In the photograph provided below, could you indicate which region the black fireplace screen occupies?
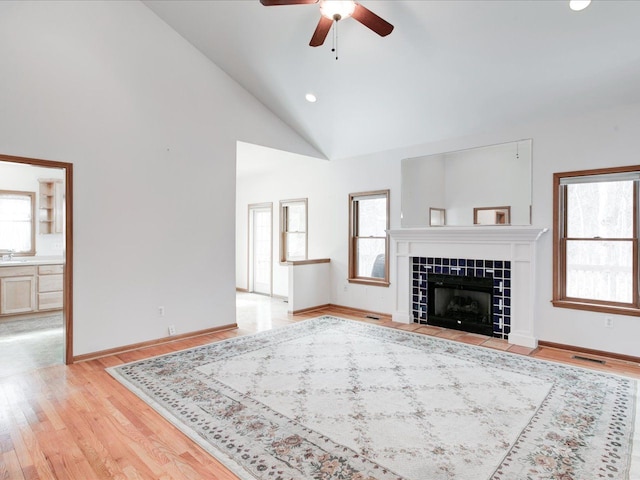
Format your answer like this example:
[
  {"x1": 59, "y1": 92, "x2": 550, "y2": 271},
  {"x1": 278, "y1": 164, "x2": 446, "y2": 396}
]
[{"x1": 427, "y1": 273, "x2": 493, "y2": 336}]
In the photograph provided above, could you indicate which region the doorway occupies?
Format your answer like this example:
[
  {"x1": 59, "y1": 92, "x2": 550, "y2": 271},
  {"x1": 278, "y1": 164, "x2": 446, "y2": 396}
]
[
  {"x1": 248, "y1": 203, "x2": 272, "y2": 295},
  {"x1": 0, "y1": 154, "x2": 73, "y2": 367}
]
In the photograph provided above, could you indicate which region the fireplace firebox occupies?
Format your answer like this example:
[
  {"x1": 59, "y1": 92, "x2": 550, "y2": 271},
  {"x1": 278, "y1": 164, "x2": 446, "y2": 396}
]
[{"x1": 427, "y1": 274, "x2": 493, "y2": 336}]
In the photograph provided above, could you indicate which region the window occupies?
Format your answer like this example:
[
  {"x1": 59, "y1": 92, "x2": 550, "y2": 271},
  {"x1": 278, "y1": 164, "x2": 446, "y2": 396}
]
[
  {"x1": 349, "y1": 190, "x2": 389, "y2": 286},
  {"x1": 0, "y1": 190, "x2": 36, "y2": 256},
  {"x1": 280, "y1": 198, "x2": 307, "y2": 262},
  {"x1": 553, "y1": 166, "x2": 640, "y2": 315}
]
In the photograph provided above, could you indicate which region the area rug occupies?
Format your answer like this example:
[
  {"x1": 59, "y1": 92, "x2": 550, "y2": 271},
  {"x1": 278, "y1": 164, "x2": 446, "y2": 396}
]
[{"x1": 108, "y1": 316, "x2": 639, "y2": 480}]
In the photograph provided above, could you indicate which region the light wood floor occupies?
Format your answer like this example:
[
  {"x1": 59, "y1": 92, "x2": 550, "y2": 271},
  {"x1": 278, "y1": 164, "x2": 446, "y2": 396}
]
[{"x1": 1, "y1": 293, "x2": 639, "y2": 480}]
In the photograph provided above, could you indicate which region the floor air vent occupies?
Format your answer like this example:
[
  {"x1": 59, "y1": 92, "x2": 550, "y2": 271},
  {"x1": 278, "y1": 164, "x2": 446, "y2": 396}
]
[
  {"x1": 572, "y1": 355, "x2": 606, "y2": 365},
  {"x1": 365, "y1": 315, "x2": 380, "y2": 320}
]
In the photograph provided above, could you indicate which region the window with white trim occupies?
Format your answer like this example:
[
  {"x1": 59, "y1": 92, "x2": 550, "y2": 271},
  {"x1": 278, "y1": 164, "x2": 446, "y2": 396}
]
[
  {"x1": 348, "y1": 190, "x2": 389, "y2": 286},
  {"x1": 553, "y1": 166, "x2": 640, "y2": 315},
  {"x1": 280, "y1": 198, "x2": 307, "y2": 262}
]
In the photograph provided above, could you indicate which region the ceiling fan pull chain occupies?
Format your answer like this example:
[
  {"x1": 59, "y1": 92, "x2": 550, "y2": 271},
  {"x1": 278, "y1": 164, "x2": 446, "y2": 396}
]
[{"x1": 331, "y1": 20, "x2": 338, "y2": 60}]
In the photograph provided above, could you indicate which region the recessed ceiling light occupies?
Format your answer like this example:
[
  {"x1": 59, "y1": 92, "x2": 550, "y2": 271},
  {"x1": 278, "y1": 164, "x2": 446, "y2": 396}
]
[
  {"x1": 569, "y1": 0, "x2": 591, "y2": 11},
  {"x1": 305, "y1": 93, "x2": 317, "y2": 103}
]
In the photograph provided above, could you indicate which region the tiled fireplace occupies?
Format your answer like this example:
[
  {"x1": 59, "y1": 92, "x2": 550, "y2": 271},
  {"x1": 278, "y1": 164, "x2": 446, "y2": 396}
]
[
  {"x1": 389, "y1": 227, "x2": 547, "y2": 348},
  {"x1": 411, "y1": 256, "x2": 512, "y2": 338}
]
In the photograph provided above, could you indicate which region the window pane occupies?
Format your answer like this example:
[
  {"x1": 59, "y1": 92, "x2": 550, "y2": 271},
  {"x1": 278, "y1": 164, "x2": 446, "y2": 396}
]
[
  {"x1": 357, "y1": 197, "x2": 386, "y2": 237},
  {"x1": 566, "y1": 181, "x2": 633, "y2": 238},
  {"x1": 357, "y1": 238, "x2": 385, "y2": 278},
  {"x1": 286, "y1": 232, "x2": 306, "y2": 260},
  {"x1": 0, "y1": 196, "x2": 32, "y2": 221},
  {"x1": 0, "y1": 193, "x2": 33, "y2": 253},
  {"x1": 566, "y1": 240, "x2": 633, "y2": 303},
  {"x1": 286, "y1": 204, "x2": 306, "y2": 232},
  {"x1": 0, "y1": 221, "x2": 31, "y2": 252}
]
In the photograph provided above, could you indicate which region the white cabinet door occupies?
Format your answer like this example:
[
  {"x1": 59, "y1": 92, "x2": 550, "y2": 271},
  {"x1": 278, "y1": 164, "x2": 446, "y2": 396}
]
[{"x1": 0, "y1": 275, "x2": 36, "y2": 314}]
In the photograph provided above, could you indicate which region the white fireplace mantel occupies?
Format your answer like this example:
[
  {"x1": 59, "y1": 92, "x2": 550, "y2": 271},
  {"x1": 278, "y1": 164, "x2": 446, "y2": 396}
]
[
  {"x1": 388, "y1": 226, "x2": 548, "y2": 244},
  {"x1": 389, "y1": 226, "x2": 548, "y2": 348}
]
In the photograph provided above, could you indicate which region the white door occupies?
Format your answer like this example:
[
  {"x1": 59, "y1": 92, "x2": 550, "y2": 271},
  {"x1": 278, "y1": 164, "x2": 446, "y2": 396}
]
[{"x1": 249, "y1": 205, "x2": 272, "y2": 295}]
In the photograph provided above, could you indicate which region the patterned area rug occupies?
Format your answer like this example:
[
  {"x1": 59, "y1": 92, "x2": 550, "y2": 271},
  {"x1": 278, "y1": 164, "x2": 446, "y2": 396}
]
[{"x1": 108, "y1": 316, "x2": 638, "y2": 480}]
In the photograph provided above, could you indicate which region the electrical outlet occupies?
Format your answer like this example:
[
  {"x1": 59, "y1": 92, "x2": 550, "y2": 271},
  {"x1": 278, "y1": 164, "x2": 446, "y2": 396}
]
[
  {"x1": 168, "y1": 325, "x2": 176, "y2": 336},
  {"x1": 343, "y1": 284, "x2": 348, "y2": 292},
  {"x1": 158, "y1": 306, "x2": 165, "y2": 317},
  {"x1": 604, "y1": 317, "x2": 614, "y2": 328}
]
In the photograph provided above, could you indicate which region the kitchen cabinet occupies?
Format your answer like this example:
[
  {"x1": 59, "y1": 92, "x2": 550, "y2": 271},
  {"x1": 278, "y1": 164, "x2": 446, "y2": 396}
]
[
  {"x1": 0, "y1": 262, "x2": 64, "y2": 316},
  {"x1": 37, "y1": 264, "x2": 64, "y2": 311},
  {"x1": 0, "y1": 266, "x2": 37, "y2": 315}
]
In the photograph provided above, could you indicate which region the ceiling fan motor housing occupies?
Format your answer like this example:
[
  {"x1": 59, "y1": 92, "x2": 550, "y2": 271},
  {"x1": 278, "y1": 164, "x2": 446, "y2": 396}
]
[{"x1": 260, "y1": 0, "x2": 394, "y2": 47}]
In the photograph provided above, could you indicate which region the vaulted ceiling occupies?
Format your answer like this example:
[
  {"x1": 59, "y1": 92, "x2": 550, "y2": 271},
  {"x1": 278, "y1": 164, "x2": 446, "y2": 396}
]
[{"x1": 144, "y1": 0, "x2": 640, "y2": 160}]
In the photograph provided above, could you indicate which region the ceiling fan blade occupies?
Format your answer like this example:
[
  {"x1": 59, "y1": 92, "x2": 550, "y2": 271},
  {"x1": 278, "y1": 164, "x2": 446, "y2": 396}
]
[
  {"x1": 260, "y1": 0, "x2": 318, "y2": 5},
  {"x1": 309, "y1": 16, "x2": 333, "y2": 47},
  {"x1": 351, "y1": 3, "x2": 394, "y2": 37}
]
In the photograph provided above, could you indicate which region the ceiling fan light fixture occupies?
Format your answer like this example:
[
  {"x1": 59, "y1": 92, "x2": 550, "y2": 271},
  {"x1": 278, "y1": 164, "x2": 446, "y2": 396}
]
[
  {"x1": 569, "y1": 0, "x2": 591, "y2": 11},
  {"x1": 320, "y1": 0, "x2": 356, "y2": 21}
]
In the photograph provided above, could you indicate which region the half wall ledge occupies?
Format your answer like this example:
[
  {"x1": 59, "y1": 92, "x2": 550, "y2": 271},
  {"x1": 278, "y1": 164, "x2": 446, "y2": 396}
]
[{"x1": 287, "y1": 258, "x2": 331, "y2": 314}]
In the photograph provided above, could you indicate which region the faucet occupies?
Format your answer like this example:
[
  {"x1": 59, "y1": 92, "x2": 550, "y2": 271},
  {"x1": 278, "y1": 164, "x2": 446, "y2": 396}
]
[{"x1": 1, "y1": 249, "x2": 15, "y2": 261}]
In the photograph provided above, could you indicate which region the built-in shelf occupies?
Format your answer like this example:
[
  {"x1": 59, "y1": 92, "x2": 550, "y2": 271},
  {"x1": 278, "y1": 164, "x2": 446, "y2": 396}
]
[{"x1": 38, "y1": 179, "x2": 63, "y2": 235}]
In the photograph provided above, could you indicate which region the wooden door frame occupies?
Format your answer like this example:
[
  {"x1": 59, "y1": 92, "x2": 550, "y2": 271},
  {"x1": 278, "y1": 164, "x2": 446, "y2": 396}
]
[{"x1": 0, "y1": 153, "x2": 73, "y2": 364}]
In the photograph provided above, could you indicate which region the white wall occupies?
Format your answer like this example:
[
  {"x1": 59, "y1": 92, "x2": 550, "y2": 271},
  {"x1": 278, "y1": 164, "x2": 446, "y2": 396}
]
[
  {"x1": 0, "y1": 1, "x2": 322, "y2": 356},
  {"x1": 529, "y1": 103, "x2": 640, "y2": 358},
  {"x1": 237, "y1": 147, "x2": 401, "y2": 315},
  {"x1": 236, "y1": 145, "x2": 332, "y2": 298},
  {"x1": 0, "y1": 162, "x2": 65, "y2": 256},
  {"x1": 4, "y1": 2, "x2": 634, "y2": 358},
  {"x1": 237, "y1": 100, "x2": 640, "y2": 357}
]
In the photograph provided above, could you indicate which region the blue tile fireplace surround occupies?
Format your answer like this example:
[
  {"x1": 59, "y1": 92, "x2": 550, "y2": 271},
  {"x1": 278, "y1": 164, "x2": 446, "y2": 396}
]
[{"x1": 411, "y1": 256, "x2": 512, "y2": 339}]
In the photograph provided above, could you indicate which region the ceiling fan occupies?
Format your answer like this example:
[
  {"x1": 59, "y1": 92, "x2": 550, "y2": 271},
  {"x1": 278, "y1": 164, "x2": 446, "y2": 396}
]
[{"x1": 260, "y1": 0, "x2": 394, "y2": 48}]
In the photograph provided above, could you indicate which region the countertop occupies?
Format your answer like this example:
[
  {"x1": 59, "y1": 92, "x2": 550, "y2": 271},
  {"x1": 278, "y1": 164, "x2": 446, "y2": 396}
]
[{"x1": 0, "y1": 256, "x2": 64, "y2": 267}]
